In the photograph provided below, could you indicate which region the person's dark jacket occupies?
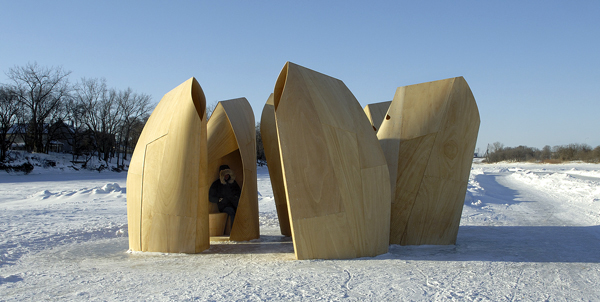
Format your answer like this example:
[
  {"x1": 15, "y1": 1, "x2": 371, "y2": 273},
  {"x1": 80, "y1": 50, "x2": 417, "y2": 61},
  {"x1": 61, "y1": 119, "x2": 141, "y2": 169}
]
[{"x1": 209, "y1": 165, "x2": 241, "y2": 212}]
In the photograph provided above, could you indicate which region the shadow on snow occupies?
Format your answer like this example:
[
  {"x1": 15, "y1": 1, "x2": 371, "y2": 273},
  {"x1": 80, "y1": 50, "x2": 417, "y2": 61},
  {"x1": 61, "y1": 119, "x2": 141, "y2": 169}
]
[
  {"x1": 466, "y1": 172, "x2": 533, "y2": 207},
  {"x1": 384, "y1": 225, "x2": 600, "y2": 263}
]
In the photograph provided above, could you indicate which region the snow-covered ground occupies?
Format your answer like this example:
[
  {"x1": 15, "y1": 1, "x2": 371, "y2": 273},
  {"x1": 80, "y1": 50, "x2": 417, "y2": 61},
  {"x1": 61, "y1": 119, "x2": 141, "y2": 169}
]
[{"x1": 1, "y1": 160, "x2": 600, "y2": 301}]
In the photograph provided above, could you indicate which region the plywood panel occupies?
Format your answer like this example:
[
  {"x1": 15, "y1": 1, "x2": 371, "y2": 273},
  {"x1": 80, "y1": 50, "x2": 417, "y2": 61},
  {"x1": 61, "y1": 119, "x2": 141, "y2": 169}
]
[
  {"x1": 206, "y1": 98, "x2": 259, "y2": 242},
  {"x1": 364, "y1": 101, "x2": 391, "y2": 133},
  {"x1": 196, "y1": 112, "x2": 209, "y2": 252},
  {"x1": 379, "y1": 77, "x2": 480, "y2": 246},
  {"x1": 401, "y1": 178, "x2": 468, "y2": 245},
  {"x1": 388, "y1": 133, "x2": 436, "y2": 242},
  {"x1": 292, "y1": 213, "x2": 356, "y2": 260},
  {"x1": 360, "y1": 165, "x2": 392, "y2": 256},
  {"x1": 206, "y1": 105, "x2": 238, "y2": 159},
  {"x1": 274, "y1": 62, "x2": 391, "y2": 260},
  {"x1": 126, "y1": 77, "x2": 209, "y2": 253},
  {"x1": 140, "y1": 135, "x2": 167, "y2": 252},
  {"x1": 425, "y1": 77, "x2": 480, "y2": 182},
  {"x1": 260, "y1": 94, "x2": 291, "y2": 236}
]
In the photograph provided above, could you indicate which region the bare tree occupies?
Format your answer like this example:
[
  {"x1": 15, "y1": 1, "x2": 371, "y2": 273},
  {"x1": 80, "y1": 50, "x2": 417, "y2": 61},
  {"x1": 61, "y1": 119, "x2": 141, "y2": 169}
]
[
  {"x1": 43, "y1": 98, "x2": 72, "y2": 153},
  {"x1": 75, "y1": 78, "x2": 121, "y2": 163},
  {"x1": 6, "y1": 62, "x2": 71, "y2": 153},
  {"x1": 593, "y1": 146, "x2": 600, "y2": 163},
  {"x1": 206, "y1": 101, "x2": 218, "y2": 120},
  {"x1": 0, "y1": 86, "x2": 22, "y2": 161},
  {"x1": 541, "y1": 145, "x2": 552, "y2": 160},
  {"x1": 116, "y1": 88, "x2": 151, "y2": 166},
  {"x1": 94, "y1": 89, "x2": 121, "y2": 163},
  {"x1": 491, "y1": 142, "x2": 504, "y2": 153},
  {"x1": 255, "y1": 122, "x2": 266, "y2": 165},
  {"x1": 126, "y1": 115, "x2": 148, "y2": 157},
  {"x1": 485, "y1": 142, "x2": 505, "y2": 162},
  {"x1": 65, "y1": 97, "x2": 93, "y2": 162},
  {"x1": 73, "y1": 78, "x2": 108, "y2": 164}
]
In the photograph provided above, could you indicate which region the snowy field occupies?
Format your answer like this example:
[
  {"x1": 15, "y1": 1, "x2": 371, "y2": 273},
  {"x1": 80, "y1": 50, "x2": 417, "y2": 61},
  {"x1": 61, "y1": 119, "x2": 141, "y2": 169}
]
[{"x1": 1, "y1": 160, "x2": 600, "y2": 301}]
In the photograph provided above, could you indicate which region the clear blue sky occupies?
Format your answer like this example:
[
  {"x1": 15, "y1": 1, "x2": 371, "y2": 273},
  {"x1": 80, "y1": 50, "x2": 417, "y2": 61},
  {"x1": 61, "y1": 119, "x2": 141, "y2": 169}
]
[{"x1": 2, "y1": 1, "x2": 599, "y2": 153}]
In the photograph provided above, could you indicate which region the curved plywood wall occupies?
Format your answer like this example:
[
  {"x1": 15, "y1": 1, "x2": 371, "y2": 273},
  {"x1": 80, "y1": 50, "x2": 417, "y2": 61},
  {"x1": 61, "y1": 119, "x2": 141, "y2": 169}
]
[
  {"x1": 127, "y1": 77, "x2": 209, "y2": 253},
  {"x1": 260, "y1": 94, "x2": 291, "y2": 237},
  {"x1": 378, "y1": 77, "x2": 480, "y2": 246},
  {"x1": 363, "y1": 101, "x2": 391, "y2": 133},
  {"x1": 207, "y1": 98, "x2": 259, "y2": 241},
  {"x1": 273, "y1": 62, "x2": 391, "y2": 260}
]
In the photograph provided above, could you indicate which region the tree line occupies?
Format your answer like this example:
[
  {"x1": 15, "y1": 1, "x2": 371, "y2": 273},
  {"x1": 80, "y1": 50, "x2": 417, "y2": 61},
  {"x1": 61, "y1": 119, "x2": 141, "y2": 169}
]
[
  {"x1": 1, "y1": 62, "x2": 152, "y2": 167},
  {"x1": 485, "y1": 142, "x2": 600, "y2": 163}
]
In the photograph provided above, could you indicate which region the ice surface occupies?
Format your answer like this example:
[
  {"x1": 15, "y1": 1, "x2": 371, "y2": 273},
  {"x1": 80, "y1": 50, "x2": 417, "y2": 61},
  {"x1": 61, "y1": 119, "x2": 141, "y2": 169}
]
[{"x1": 1, "y1": 160, "x2": 600, "y2": 301}]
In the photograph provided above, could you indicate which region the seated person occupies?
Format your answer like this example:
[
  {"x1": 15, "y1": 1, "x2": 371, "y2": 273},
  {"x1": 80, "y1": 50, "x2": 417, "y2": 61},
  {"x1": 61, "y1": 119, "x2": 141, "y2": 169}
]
[{"x1": 209, "y1": 165, "x2": 241, "y2": 230}]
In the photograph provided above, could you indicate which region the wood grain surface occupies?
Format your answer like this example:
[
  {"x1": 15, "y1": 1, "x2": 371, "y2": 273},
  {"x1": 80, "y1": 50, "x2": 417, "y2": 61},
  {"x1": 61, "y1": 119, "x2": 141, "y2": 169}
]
[
  {"x1": 260, "y1": 94, "x2": 292, "y2": 236},
  {"x1": 127, "y1": 77, "x2": 209, "y2": 253},
  {"x1": 364, "y1": 101, "x2": 391, "y2": 133},
  {"x1": 207, "y1": 98, "x2": 259, "y2": 241},
  {"x1": 378, "y1": 77, "x2": 480, "y2": 245},
  {"x1": 274, "y1": 62, "x2": 391, "y2": 260}
]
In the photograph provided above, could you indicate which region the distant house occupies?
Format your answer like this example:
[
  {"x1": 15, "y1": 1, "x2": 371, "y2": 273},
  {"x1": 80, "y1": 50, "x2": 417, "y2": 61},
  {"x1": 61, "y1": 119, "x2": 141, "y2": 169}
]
[
  {"x1": 6, "y1": 124, "x2": 28, "y2": 150},
  {"x1": 48, "y1": 121, "x2": 75, "y2": 153},
  {"x1": 6, "y1": 121, "x2": 75, "y2": 153}
]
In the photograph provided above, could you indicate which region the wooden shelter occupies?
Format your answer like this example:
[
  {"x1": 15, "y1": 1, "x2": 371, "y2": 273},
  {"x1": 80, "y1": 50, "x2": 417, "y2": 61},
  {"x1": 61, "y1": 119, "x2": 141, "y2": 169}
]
[
  {"x1": 126, "y1": 77, "x2": 209, "y2": 253},
  {"x1": 363, "y1": 101, "x2": 391, "y2": 133},
  {"x1": 259, "y1": 94, "x2": 291, "y2": 237},
  {"x1": 273, "y1": 62, "x2": 391, "y2": 260},
  {"x1": 207, "y1": 98, "x2": 259, "y2": 241},
  {"x1": 378, "y1": 77, "x2": 480, "y2": 246}
]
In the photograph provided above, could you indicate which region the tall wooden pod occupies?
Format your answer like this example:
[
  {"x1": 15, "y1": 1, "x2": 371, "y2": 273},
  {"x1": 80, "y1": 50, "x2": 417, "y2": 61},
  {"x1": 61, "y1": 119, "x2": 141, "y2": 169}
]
[
  {"x1": 207, "y1": 98, "x2": 259, "y2": 241},
  {"x1": 379, "y1": 77, "x2": 480, "y2": 246},
  {"x1": 127, "y1": 77, "x2": 209, "y2": 253},
  {"x1": 274, "y1": 62, "x2": 391, "y2": 260},
  {"x1": 364, "y1": 101, "x2": 391, "y2": 133},
  {"x1": 260, "y1": 94, "x2": 291, "y2": 237}
]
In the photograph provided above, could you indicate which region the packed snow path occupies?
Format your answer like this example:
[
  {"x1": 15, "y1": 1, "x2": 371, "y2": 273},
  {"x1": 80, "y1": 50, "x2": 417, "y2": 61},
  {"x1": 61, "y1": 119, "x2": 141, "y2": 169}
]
[{"x1": 1, "y1": 162, "x2": 600, "y2": 301}]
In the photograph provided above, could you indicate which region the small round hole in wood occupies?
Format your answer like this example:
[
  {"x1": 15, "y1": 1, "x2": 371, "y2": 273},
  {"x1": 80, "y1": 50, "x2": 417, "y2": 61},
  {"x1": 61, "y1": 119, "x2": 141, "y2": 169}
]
[{"x1": 386, "y1": 114, "x2": 391, "y2": 120}]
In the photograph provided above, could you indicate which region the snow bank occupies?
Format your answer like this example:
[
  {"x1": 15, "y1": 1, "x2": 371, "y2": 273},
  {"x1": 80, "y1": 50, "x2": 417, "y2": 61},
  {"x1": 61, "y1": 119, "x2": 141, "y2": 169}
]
[{"x1": 1, "y1": 150, "x2": 130, "y2": 175}]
